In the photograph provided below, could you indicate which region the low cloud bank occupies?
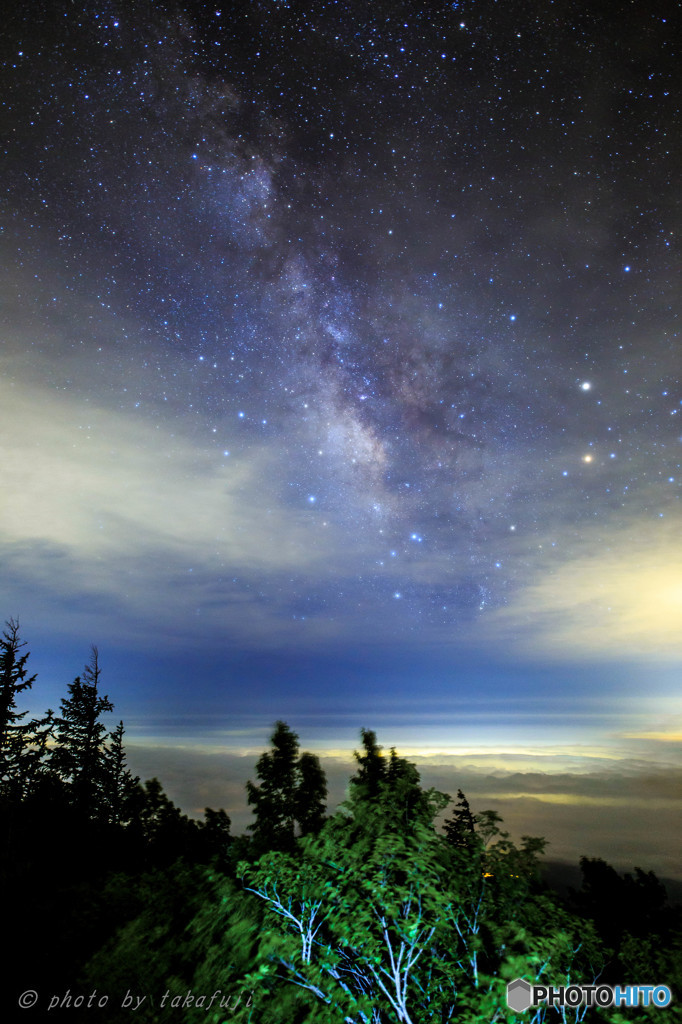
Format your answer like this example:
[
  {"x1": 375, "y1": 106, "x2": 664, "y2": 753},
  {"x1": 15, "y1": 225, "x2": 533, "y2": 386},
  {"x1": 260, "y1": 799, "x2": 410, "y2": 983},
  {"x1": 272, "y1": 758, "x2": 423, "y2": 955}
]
[{"x1": 125, "y1": 741, "x2": 682, "y2": 881}]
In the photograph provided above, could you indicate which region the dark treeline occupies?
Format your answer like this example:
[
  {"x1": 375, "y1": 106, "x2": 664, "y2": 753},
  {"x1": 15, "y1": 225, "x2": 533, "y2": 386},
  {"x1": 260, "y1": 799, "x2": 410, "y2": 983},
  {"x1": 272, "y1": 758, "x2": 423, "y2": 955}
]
[{"x1": 1, "y1": 621, "x2": 680, "y2": 1023}]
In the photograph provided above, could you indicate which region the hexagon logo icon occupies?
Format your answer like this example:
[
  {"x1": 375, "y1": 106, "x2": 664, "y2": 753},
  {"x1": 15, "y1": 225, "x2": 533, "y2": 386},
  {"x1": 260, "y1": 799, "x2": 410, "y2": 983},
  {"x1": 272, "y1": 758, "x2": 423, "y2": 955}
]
[{"x1": 507, "y1": 978, "x2": 532, "y2": 1012}]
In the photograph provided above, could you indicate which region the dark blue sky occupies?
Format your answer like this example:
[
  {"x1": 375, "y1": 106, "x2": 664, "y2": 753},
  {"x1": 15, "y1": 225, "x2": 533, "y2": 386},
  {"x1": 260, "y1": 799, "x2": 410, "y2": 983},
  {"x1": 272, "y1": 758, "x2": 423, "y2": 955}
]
[{"x1": 1, "y1": 0, "x2": 681, "y2": 874}]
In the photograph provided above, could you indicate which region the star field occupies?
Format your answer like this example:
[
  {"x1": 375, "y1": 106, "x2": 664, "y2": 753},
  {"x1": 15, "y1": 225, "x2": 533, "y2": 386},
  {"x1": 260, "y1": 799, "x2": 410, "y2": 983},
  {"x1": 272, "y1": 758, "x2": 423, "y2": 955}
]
[{"x1": 1, "y1": 1, "x2": 681, "y2": 713}]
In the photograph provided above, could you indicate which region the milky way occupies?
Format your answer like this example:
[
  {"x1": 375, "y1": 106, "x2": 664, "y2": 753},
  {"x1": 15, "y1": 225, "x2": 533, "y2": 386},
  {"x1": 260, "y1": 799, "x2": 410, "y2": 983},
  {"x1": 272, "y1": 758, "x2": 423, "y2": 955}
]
[{"x1": 1, "y1": 1, "x2": 680, "y2": 659}]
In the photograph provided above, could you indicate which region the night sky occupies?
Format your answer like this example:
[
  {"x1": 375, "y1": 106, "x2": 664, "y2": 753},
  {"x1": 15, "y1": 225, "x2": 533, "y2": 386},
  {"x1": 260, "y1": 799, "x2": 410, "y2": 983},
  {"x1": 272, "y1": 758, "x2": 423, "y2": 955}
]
[{"x1": 2, "y1": 1, "x2": 681, "y2": 875}]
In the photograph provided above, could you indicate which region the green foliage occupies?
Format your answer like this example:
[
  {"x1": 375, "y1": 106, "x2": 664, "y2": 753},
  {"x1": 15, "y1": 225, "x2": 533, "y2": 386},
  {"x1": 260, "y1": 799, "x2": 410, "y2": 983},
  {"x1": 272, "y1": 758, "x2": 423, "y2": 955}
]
[
  {"x1": 82, "y1": 866, "x2": 228, "y2": 1023},
  {"x1": 238, "y1": 734, "x2": 599, "y2": 1024}
]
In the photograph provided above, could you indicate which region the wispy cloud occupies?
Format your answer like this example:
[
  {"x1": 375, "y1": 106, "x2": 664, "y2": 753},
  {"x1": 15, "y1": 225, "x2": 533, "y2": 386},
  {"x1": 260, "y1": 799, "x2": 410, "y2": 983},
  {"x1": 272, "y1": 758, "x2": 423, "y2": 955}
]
[
  {"x1": 482, "y1": 517, "x2": 682, "y2": 659},
  {"x1": 0, "y1": 378, "x2": 372, "y2": 645},
  {"x1": 0, "y1": 379, "x2": 327, "y2": 566}
]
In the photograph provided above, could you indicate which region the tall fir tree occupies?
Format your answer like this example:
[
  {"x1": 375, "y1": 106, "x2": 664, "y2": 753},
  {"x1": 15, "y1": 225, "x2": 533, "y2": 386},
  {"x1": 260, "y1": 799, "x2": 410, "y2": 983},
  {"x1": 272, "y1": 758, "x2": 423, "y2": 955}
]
[
  {"x1": 50, "y1": 646, "x2": 114, "y2": 820},
  {"x1": 0, "y1": 619, "x2": 35, "y2": 747},
  {"x1": 0, "y1": 619, "x2": 53, "y2": 800},
  {"x1": 293, "y1": 751, "x2": 327, "y2": 837},
  {"x1": 348, "y1": 731, "x2": 443, "y2": 837},
  {"x1": 102, "y1": 720, "x2": 140, "y2": 827},
  {"x1": 443, "y1": 788, "x2": 477, "y2": 850},
  {"x1": 246, "y1": 721, "x2": 327, "y2": 853},
  {"x1": 350, "y1": 727, "x2": 386, "y2": 799}
]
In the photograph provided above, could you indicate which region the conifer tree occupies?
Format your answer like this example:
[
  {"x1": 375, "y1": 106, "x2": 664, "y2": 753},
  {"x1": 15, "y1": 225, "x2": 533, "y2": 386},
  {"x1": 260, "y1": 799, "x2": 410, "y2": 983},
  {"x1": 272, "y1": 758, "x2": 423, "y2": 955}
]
[
  {"x1": 133, "y1": 777, "x2": 203, "y2": 863},
  {"x1": 294, "y1": 751, "x2": 327, "y2": 836},
  {"x1": 443, "y1": 788, "x2": 477, "y2": 850},
  {"x1": 0, "y1": 619, "x2": 36, "y2": 749},
  {"x1": 350, "y1": 727, "x2": 386, "y2": 798},
  {"x1": 50, "y1": 646, "x2": 114, "y2": 820},
  {"x1": 350, "y1": 732, "x2": 431, "y2": 830},
  {"x1": 246, "y1": 721, "x2": 327, "y2": 853},
  {"x1": 200, "y1": 807, "x2": 232, "y2": 863},
  {"x1": 0, "y1": 619, "x2": 53, "y2": 799},
  {"x1": 102, "y1": 720, "x2": 140, "y2": 827}
]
